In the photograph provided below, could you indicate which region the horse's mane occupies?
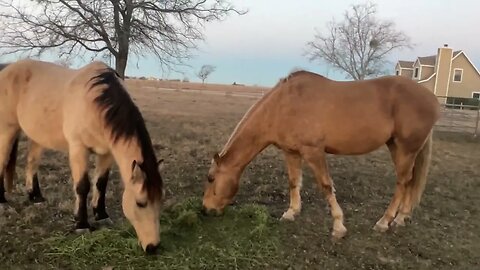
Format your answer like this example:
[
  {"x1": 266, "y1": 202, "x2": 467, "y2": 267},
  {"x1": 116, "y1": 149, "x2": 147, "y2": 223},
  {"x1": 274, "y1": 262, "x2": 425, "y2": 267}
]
[
  {"x1": 0, "y1": 63, "x2": 10, "y2": 71},
  {"x1": 89, "y1": 68, "x2": 163, "y2": 201},
  {"x1": 281, "y1": 69, "x2": 328, "y2": 83}
]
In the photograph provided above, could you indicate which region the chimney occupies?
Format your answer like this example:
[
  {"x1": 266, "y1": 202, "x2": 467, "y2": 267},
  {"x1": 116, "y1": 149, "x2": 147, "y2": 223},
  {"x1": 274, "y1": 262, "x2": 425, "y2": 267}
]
[{"x1": 434, "y1": 44, "x2": 453, "y2": 96}]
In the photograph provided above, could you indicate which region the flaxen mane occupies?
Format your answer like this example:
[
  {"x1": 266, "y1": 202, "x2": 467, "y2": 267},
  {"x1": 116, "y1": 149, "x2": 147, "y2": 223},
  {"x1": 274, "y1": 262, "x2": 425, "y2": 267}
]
[
  {"x1": 89, "y1": 68, "x2": 163, "y2": 201},
  {"x1": 220, "y1": 70, "x2": 320, "y2": 157}
]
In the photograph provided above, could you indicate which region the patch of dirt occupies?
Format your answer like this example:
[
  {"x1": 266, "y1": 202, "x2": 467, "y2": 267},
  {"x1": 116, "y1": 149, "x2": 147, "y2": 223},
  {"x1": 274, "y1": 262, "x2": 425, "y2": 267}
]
[{"x1": 1, "y1": 88, "x2": 479, "y2": 269}]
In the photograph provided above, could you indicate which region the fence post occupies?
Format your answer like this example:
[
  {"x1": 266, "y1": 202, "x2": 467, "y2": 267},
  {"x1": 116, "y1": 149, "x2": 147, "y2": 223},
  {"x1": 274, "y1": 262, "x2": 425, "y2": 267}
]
[{"x1": 475, "y1": 107, "x2": 480, "y2": 137}]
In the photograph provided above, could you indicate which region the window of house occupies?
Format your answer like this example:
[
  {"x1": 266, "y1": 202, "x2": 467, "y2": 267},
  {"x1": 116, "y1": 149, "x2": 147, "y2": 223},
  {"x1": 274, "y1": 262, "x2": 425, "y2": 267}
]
[
  {"x1": 453, "y1": 69, "x2": 463, "y2": 82},
  {"x1": 414, "y1": 67, "x2": 419, "y2": 78},
  {"x1": 473, "y1": 92, "x2": 480, "y2": 99},
  {"x1": 396, "y1": 70, "x2": 400, "y2": 76}
]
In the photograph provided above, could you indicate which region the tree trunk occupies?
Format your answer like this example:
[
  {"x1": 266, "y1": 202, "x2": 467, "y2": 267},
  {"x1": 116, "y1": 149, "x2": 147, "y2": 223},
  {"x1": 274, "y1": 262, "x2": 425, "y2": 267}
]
[
  {"x1": 112, "y1": 1, "x2": 130, "y2": 80},
  {"x1": 115, "y1": 53, "x2": 128, "y2": 79}
]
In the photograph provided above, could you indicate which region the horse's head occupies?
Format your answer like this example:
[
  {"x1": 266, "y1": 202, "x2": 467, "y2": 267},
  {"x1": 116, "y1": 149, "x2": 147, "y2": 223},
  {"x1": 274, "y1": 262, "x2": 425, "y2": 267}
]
[
  {"x1": 122, "y1": 159, "x2": 164, "y2": 254},
  {"x1": 202, "y1": 153, "x2": 240, "y2": 216}
]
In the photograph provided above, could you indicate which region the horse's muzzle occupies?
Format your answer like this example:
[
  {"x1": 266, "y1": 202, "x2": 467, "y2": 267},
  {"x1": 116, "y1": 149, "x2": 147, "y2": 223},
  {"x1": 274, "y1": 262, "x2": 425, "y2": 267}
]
[
  {"x1": 201, "y1": 206, "x2": 223, "y2": 216},
  {"x1": 145, "y1": 243, "x2": 158, "y2": 255}
]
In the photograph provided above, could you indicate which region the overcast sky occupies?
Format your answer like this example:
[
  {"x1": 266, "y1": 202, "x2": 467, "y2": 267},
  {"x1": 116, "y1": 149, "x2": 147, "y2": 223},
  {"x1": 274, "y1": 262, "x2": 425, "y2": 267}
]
[
  {"x1": 126, "y1": 0, "x2": 479, "y2": 86},
  {"x1": 4, "y1": 0, "x2": 478, "y2": 87}
]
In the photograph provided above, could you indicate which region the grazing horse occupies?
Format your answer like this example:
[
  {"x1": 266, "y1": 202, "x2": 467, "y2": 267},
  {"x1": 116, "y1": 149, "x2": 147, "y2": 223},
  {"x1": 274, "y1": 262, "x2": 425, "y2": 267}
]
[
  {"x1": 0, "y1": 59, "x2": 164, "y2": 254},
  {"x1": 202, "y1": 70, "x2": 440, "y2": 238}
]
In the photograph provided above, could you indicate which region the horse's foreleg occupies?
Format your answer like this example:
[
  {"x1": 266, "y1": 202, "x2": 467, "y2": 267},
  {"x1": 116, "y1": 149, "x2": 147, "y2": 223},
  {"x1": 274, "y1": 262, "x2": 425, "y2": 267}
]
[
  {"x1": 374, "y1": 145, "x2": 416, "y2": 232},
  {"x1": 91, "y1": 153, "x2": 113, "y2": 225},
  {"x1": 25, "y1": 141, "x2": 45, "y2": 203},
  {"x1": 68, "y1": 145, "x2": 92, "y2": 232},
  {"x1": 301, "y1": 147, "x2": 347, "y2": 239},
  {"x1": 280, "y1": 151, "x2": 303, "y2": 221}
]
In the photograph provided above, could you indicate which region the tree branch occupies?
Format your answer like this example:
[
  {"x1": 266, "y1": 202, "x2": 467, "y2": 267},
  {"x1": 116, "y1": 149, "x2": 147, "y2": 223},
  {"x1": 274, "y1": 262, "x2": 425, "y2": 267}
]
[{"x1": 305, "y1": 1, "x2": 411, "y2": 80}]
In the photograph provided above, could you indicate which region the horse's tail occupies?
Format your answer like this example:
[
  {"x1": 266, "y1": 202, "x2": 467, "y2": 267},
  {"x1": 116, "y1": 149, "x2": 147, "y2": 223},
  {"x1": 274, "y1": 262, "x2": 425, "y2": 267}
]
[
  {"x1": 410, "y1": 131, "x2": 433, "y2": 210},
  {"x1": 4, "y1": 137, "x2": 19, "y2": 193}
]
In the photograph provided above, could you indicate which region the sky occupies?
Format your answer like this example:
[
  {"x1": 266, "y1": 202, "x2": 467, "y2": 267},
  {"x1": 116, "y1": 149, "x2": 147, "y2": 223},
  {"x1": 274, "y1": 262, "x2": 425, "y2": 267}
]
[{"x1": 2, "y1": 0, "x2": 479, "y2": 87}]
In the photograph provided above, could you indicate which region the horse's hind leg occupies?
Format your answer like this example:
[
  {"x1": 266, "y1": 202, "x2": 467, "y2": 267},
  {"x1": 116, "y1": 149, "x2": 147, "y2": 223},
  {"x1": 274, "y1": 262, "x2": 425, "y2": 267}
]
[
  {"x1": 68, "y1": 144, "x2": 92, "y2": 232},
  {"x1": 280, "y1": 151, "x2": 303, "y2": 221},
  {"x1": 91, "y1": 153, "x2": 113, "y2": 226},
  {"x1": 25, "y1": 141, "x2": 46, "y2": 203},
  {"x1": 0, "y1": 127, "x2": 19, "y2": 204},
  {"x1": 384, "y1": 143, "x2": 411, "y2": 227},
  {"x1": 301, "y1": 147, "x2": 347, "y2": 239},
  {"x1": 4, "y1": 137, "x2": 19, "y2": 194},
  {"x1": 374, "y1": 142, "x2": 416, "y2": 232}
]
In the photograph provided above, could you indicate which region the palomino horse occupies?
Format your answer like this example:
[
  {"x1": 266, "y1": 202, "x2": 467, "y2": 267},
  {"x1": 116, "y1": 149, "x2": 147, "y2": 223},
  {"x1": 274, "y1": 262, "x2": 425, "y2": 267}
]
[
  {"x1": 203, "y1": 70, "x2": 440, "y2": 238},
  {"x1": 0, "y1": 59, "x2": 164, "y2": 254}
]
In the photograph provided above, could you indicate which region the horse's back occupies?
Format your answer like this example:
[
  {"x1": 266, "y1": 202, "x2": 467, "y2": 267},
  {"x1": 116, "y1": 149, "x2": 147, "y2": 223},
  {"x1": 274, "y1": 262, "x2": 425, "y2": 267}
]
[
  {"x1": 267, "y1": 72, "x2": 440, "y2": 154},
  {"x1": 277, "y1": 72, "x2": 439, "y2": 124},
  {"x1": 0, "y1": 59, "x2": 112, "y2": 151}
]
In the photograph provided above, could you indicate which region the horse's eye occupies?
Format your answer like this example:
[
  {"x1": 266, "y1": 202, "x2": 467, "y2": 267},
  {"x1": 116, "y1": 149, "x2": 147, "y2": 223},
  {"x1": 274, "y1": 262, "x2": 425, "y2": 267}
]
[
  {"x1": 136, "y1": 201, "x2": 147, "y2": 208},
  {"x1": 207, "y1": 175, "x2": 214, "y2": 183}
]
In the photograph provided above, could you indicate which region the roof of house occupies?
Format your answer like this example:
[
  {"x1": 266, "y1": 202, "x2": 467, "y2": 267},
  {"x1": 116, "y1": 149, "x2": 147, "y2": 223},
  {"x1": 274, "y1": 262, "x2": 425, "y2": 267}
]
[
  {"x1": 397, "y1": 50, "x2": 463, "y2": 68},
  {"x1": 398, "y1": 61, "x2": 414, "y2": 69},
  {"x1": 417, "y1": 55, "x2": 436, "y2": 66}
]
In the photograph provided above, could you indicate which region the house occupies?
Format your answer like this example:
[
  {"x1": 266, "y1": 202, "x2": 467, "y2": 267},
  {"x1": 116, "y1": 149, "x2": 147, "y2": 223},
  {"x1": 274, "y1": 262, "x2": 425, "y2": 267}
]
[{"x1": 395, "y1": 44, "x2": 480, "y2": 100}]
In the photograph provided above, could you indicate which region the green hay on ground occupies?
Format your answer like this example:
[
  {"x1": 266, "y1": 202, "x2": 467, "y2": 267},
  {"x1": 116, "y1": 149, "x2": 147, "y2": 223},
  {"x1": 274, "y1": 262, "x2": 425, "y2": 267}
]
[{"x1": 42, "y1": 198, "x2": 280, "y2": 270}]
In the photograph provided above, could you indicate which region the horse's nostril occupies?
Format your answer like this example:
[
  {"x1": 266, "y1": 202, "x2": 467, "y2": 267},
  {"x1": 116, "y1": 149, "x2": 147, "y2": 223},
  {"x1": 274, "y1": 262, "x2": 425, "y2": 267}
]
[{"x1": 145, "y1": 243, "x2": 158, "y2": 255}]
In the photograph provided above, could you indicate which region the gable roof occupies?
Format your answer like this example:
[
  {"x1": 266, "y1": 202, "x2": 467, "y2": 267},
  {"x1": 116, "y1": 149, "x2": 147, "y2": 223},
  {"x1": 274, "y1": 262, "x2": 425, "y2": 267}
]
[
  {"x1": 398, "y1": 50, "x2": 463, "y2": 69},
  {"x1": 398, "y1": 61, "x2": 414, "y2": 69},
  {"x1": 452, "y1": 50, "x2": 480, "y2": 76},
  {"x1": 417, "y1": 55, "x2": 436, "y2": 66}
]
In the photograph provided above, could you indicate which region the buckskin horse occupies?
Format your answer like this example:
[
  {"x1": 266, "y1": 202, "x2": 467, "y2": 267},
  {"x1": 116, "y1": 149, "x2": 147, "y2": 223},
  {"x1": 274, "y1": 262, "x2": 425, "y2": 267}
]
[
  {"x1": 202, "y1": 70, "x2": 440, "y2": 239},
  {"x1": 0, "y1": 59, "x2": 164, "y2": 254}
]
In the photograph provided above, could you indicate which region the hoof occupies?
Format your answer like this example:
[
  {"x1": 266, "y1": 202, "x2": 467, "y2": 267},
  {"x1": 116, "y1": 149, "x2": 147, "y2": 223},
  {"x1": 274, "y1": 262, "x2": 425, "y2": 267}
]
[
  {"x1": 280, "y1": 211, "x2": 296, "y2": 221},
  {"x1": 94, "y1": 217, "x2": 114, "y2": 228},
  {"x1": 29, "y1": 194, "x2": 46, "y2": 204},
  {"x1": 332, "y1": 227, "x2": 347, "y2": 239},
  {"x1": 73, "y1": 221, "x2": 95, "y2": 234},
  {"x1": 373, "y1": 222, "x2": 389, "y2": 233},
  {"x1": 74, "y1": 228, "x2": 92, "y2": 234},
  {"x1": 391, "y1": 219, "x2": 405, "y2": 227},
  {"x1": 33, "y1": 198, "x2": 46, "y2": 205}
]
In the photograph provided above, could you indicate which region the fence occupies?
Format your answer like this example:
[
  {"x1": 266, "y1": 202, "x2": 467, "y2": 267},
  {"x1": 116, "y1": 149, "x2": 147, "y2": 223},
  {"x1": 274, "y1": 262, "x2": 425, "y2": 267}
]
[
  {"x1": 132, "y1": 79, "x2": 480, "y2": 137},
  {"x1": 435, "y1": 96, "x2": 480, "y2": 137}
]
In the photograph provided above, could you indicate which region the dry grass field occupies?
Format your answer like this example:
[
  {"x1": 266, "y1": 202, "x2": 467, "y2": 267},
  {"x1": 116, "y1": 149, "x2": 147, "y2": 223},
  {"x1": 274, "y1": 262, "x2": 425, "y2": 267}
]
[{"x1": 0, "y1": 81, "x2": 479, "y2": 269}]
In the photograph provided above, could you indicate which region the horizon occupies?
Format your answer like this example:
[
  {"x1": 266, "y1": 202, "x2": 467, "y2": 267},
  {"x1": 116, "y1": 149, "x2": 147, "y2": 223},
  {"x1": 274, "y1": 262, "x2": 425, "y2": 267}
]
[{"x1": 1, "y1": 0, "x2": 479, "y2": 88}]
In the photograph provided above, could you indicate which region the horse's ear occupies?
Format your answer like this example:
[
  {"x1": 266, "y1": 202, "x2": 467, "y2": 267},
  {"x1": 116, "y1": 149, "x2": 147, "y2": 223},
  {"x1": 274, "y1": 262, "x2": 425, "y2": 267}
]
[
  {"x1": 131, "y1": 160, "x2": 137, "y2": 171},
  {"x1": 131, "y1": 160, "x2": 143, "y2": 182},
  {"x1": 213, "y1": 152, "x2": 220, "y2": 164},
  {"x1": 157, "y1": 159, "x2": 164, "y2": 171}
]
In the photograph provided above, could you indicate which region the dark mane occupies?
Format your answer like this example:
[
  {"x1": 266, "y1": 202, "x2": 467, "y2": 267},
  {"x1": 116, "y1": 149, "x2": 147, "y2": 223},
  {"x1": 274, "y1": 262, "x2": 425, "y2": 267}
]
[
  {"x1": 89, "y1": 68, "x2": 163, "y2": 201},
  {"x1": 282, "y1": 69, "x2": 327, "y2": 83},
  {"x1": 0, "y1": 63, "x2": 10, "y2": 71}
]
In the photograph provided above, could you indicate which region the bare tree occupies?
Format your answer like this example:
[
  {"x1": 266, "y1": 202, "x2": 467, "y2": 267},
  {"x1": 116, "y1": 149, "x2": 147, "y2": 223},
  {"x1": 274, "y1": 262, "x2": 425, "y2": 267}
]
[
  {"x1": 197, "y1": 64, "x2": 215, "y2": 83},
  {"x1": 0, "y1": 0, "x2": 246, "y2": 78},
  {"x1": 305, "y1": 2, "x2": 412, "y2": 80},
  {"x1": 54, "y1": 58, "x2": 73, "y2": 68}
]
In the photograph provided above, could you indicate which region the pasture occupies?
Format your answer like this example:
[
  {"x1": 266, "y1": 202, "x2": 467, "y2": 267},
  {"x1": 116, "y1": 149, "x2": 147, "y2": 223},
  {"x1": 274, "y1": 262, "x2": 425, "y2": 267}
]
[{"x1": 0, "y1": 81, "x2": 479, "y2": 269}]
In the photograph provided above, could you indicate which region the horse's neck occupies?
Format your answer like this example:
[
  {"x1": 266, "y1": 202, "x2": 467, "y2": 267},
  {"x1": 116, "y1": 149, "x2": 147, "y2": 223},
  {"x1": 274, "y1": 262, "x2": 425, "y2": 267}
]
[
  {"x1": 111, "y1": 139, "x2": 143, "y2": 182},
  {"x1": 220, "y1": 112, "x2": 269, "y2": 172}
]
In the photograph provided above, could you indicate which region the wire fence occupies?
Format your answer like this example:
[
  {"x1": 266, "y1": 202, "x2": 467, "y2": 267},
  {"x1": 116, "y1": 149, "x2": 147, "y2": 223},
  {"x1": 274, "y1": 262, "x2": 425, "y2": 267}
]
[
  {"x1": 435, "y1": 96, "x2": 480, "y2": 137},
  {"x1": 136, "y1": 81, "x2": 480, "y2": 137}
]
